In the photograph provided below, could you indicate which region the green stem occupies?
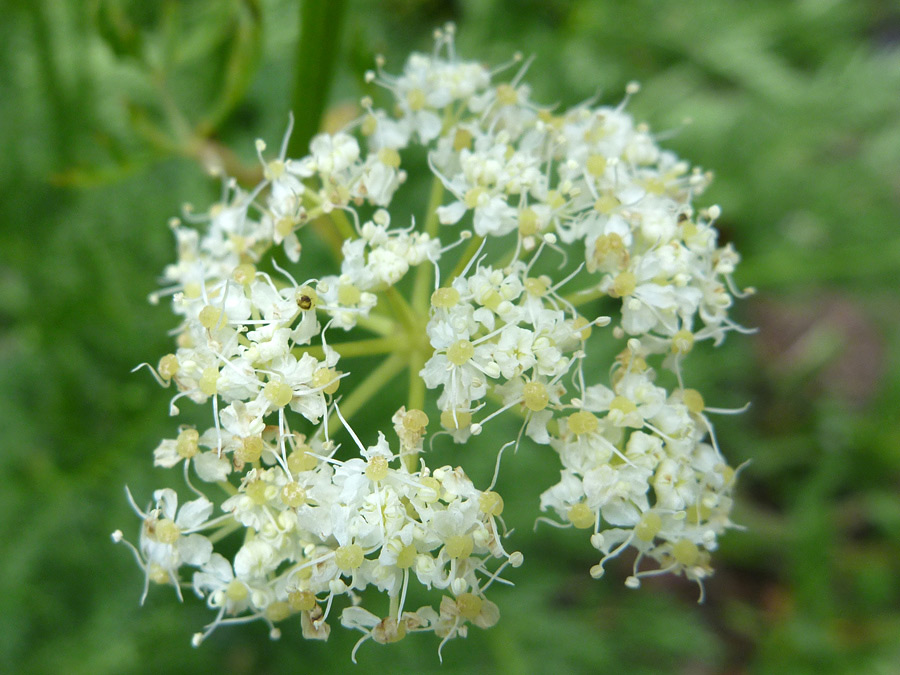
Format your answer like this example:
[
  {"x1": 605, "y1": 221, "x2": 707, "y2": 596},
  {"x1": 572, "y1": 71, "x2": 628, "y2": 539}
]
[
  {"x1": 328, "y1": 353, "x2": 406, "y2": 435},
  {"x1": 423, "y1": 175, "x2": 446, "y2": 239},
  {"x1": 288, "y1": 0, "x2": 348, "y2": 156},
  {"x1": 330, "y1": 208, "x2": 358, "y2": 241},
  {"x1": 208, "y1": 518, "x2": 242, "y2": 545},
  {"x1": 450, "y1": 235, "x2": 484, "y2": 281},
  {"x1": 294, "y1": 336, "x2": 401, "y2": 360},
  {"x1": 352, "y1": 312, "x2": 398, "y2": 337},
  {"x1": 310, "y1": 216, "x2": 347, "y2": 262},
  {"x1": 411, "y1": 176, "x2": 445, "y2": 311},
  {"x1": 563, "y1": 286, "x2": 605, "y2": 307},
  {"x1": 408, "y1": 348, "x2": 427, "y2": 411},
  {"x1": 382, "y1": 286, "x2": 417, "y2": 333},
  {"x1": 217, "y1": 480, "x2": 238, "y2": 497}
]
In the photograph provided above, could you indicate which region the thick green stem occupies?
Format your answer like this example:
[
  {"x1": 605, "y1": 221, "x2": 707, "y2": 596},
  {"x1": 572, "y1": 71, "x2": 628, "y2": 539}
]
[
  {"x1": 353, "y1": 312, "x2": 399, "y2": 337},
  {"x1": 412, "y1": 176, "x2": 445, "y2": 312},
  {"x1": 382, "y1": 286, "x2": 417, "y2": 333},
  {"x1": 288, "y1": 0, "x2": 347, "y2": 157},
  {"x1": 310, "y1": 217, "x2": 346, "y2": 261},
  {"x1": 295, "y1": 336, "x2": 402, "y2": 360},
  {"x1": 328, "y1": 353, "x2": 406, "y2": 435},
  {"x1": 330, "y1": 208, "x2": 358, "y2": 242},
  {"x1": 564, "y1": 287, "x2": 605, "y2": 307}
]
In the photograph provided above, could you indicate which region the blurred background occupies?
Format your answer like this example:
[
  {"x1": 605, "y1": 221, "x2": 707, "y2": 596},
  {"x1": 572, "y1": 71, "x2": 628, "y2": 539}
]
[{"x1": 2, "y1": 1, "x2": 900, "y2": 673}]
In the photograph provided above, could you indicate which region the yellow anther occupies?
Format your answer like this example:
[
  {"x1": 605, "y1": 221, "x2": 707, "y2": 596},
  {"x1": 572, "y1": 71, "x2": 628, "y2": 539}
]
[
  {"x1": 610, "y1": 271, "x2": 637, "y2": 298},
  {"x1": 672, "y1": 329, "x2": 694, "y2": 354},
  {"x1": 176, "y1": 428, "x2": 199, "y2": 459},
  {"x1": 672, "y1": 539, "x2": 699, "y2": 566},
  {"x1": 275, "y1": 216, "x2": 296, "y2": 239},
  {"x1": 496, "y1": 83, "x2": 518, "y2": 105},
  {"x1": 447, "y1": 339, "x2": 475, "y2": 366},
  {"x1": 568, "y1": 410, "x2": 599, "y2": 436},
  {"x1": 431, "y1": 287, "x2": 460, "y2": 309},
  {"x1": 246, "y1": 480, "x2": 269, "y2": 506},
  {"x1": 148, "y1": 563, "x2": 169, "y2": 585},
  {"x1": 479, "y1": 491, "x2": 504, "y2": 516},
  {"x1": 567, "y1": 502, "x2": 595, "y2": 529},
  {"x1": 361, "y1": 114, "x2": 378, "y2": 136},
  {"x1": 402, "y1": 409, "x2": 429, "y2": 432},
  {"x1": 198, "y1": 305, "x2": 223, "y2": 329},
  {"x1": 635, "y1": 512, "x2": 662, "y2": 542},
  {"x1": 686, "y1": 504, "x2": 713, "y2": 524},
  {"x1": 407, "y1": 89, "x2": 426, "y2": 111},
  {"x1": 682, "y1": 388, "x2": 705, "y2": 414},
  {"x1": 546, "y1": 190, "x2": 566, "y2": 210},
  {"x1": 335, "y1": 543, "x2": 364, "y2": 571},
  {"x1": 236, "y1": 436, "x2": 263, "y2": 464},
  {"x1": 586, "y1": 154, "x2": 608, "y2": 177},
  {"x1": 296, "y1": 285, "x2": 318, "y2": 311},
  {"x1": 682, "y1": 220, "x2": 698, "y2": 240},
  {"x1": 396, "y1": 544, "x2": 417, "y2": 569},
  {"x1": 456, "y1": 593, "x2": 483, "y2": 620},
  {"x1": 225, "y1": 579, "x2": 248, "y2": 602},
  {"x1": 266, "y1": 601, "x2": 291, "y2": 622},
  {"x1": 522, "y1": 381, "x2": 549, "y2": 412},
  {"x1": 642, "y1": 177, "x2": 665, "y2": 195},
  {"x1": 154, "y1": 518, "x2": 180, "y2": 544},
  {"x1": 479, "y1": 289, "x2": 502, "y2": 311},
  {"x1": 440, "y1": 409, "x2": 472, "y2": 431},
  {"x1": 418, "y1": 476, "x2": 442, "y2": 503},
  {"x1": 184, "y1": 282, "x2": 202, "y2": 299},
  {"x1": 610, "y1": 395, "x2": 638, "y2": 417},
  {"x1": 377, "y1": 147, "x2": 401, "y2": 169},
  {"x1": 453, "y1": 128, "x2": 473, "y2": 152},
  {"x1": 199, "y1": 366, "x2": 219, "y2": 396},
  {"x1": 518, "y1": 207, "x2": 539, "y2": 236},
  {"x1": 264, "y1": 379, "x2": 294, "y2": 407},
  {"x1": 313, "y1": 367, "x2": 341, "y2": 395},
  {"x1": 615, "y1": 347, "x2": 648, "y2": 375},
  {"x1": 718, "y1": 464, "x2": 736, "y2": 486},
  {"x1": 233, "y1": 263, "x2": 256, "y2": 286},
  {"x1": 593, "y1": 193, "x2": 620, "y2": 214},
  {"x1": 571, "y1": 316, "x2": 592, "y2": 340},
  {"x1": 287, "y1": 449, "x2": 318, "y2": 473},
  {"x1": 464, "y1": 186, "x2": 485, "y2": 209},
  {"x1": 591, "y1": 234, "x2": 628, "y2": 273},
  {"x1": 365, "y1": 455, "x2": 389, "y2": 482},
  {"x1": 265, "y1": 160, "x2": 285, "y2": 181},
  {"x1": 281, "y1": 482, "x2": 307, "y2": 507},
  {"x1": 444, "y1": 534, "x2": 474, "y2": 559},
  {"x1": 524, "y1": 277, "x2": 548, "y2": 297},
  {"x1": 288, "y1": 590, "x2": 316, "y2": 612},
  {"x1": 337, "y1": 283, "x2": 361, "y2": 306},
  {"x1": 158, "y1": 354, "x2": 179, "y2": 381}
]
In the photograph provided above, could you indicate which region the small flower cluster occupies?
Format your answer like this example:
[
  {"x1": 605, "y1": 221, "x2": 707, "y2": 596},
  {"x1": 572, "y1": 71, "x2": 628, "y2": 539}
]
[{"x1": 117, "y1": 25, "x2": 750, "y2": 657}]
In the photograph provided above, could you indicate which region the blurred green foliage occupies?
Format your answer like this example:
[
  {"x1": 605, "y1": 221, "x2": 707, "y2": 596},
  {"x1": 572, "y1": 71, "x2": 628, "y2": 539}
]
[{"x1": 2, "y1": 0, "x2": 900, "y2": 673}]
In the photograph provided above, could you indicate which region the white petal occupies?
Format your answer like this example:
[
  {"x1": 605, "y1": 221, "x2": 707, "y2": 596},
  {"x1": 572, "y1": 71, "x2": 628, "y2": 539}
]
[
  {"x1": 176, "y1": 497, "x2": 214, "y2": 530},
  {"x1": 178, "y1": 534, "x2": 213, "y2": 566},
  {"x1": 437, "y1": 201, "x2": 466, "y2": 225},
  {"x1": 154, "y1": 488, "x2": 178, "y2": 519},
  {"x1": 153, "y1": 440, "x2": 181, "y2": 468},
  {"x1": 194, "y1": 451, "x2": 232, "y2": 482}
]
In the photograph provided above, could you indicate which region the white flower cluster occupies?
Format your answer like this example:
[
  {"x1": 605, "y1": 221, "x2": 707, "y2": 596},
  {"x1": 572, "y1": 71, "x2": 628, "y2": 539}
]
[{"x1": 116, "y1": 25, "x2": 750, "y2": 658}]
